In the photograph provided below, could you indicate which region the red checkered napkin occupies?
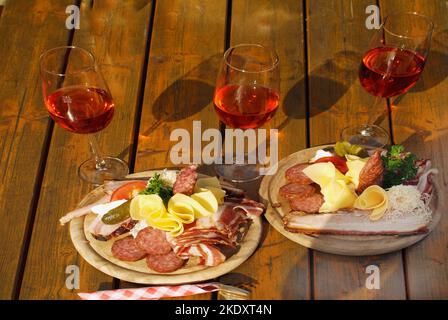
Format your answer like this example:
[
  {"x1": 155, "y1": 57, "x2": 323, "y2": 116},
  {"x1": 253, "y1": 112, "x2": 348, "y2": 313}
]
[{"x1": 78, "y1": 283, "x2": 221, "y2": 300}]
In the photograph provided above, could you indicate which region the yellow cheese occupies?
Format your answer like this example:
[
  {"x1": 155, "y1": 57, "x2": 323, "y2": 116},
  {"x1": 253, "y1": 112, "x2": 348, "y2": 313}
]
[
  {"x1": 191, "y1": 190, "x2": 218, "y2": 213},
  {"x1": 319, "y1": 179, "x2": 357, "y2": 213},
  {"x1": 130, "y1": 189, "x2": 219, "y2": 237},
  {"x1": 130, "y1": 194, "x2": 166, "y2": 221},
  {"x1": 354, "y1": 185, "x2": 389, "y2": 221},
  {"x1": 130, "y1": 195, "x2": 185, "y2": 236},
  {"x1": 168, "y1": 193, "x2": 215, "y2": 219},
  {"x1": 345, "y1": 156, "x2": 368, "y2": 189},
  {"x1": 303, "y1": 162, "x2": 347, "y2": 186},
  {"x1": 194, "y1": 177, "x2": 226, "y2": 204},
  {"x1": 195, "y1": 177, "x2": 221, "y2": 189}
]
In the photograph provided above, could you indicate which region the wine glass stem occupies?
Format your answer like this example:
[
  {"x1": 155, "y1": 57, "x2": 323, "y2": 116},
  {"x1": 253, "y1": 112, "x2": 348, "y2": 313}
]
[{"x1": 88, "y1": 134, "x2": 107, "y2": 170}]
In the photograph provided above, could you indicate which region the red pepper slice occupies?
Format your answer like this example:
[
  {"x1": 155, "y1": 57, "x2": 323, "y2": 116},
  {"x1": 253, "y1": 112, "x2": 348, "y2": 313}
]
[{"x1": 314, "y1": 156, "x2": 348, "y2": 174}]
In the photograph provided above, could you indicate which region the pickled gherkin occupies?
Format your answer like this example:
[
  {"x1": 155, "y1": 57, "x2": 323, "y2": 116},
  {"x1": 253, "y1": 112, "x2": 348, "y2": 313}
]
[
  {"x1": 334, "y1": 141, "x2": 368, "y2": 158},
  {"x1": 101, "y1": 201, "x2": 131, "y2": 225}
]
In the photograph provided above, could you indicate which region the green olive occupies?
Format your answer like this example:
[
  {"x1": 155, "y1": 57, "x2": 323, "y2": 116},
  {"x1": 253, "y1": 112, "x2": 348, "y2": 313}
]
[{"x1": 101, "y1": 201, "x2": 131, "y2": 225}]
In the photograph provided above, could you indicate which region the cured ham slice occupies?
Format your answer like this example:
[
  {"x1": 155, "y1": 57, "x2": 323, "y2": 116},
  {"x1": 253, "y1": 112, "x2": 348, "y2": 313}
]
[
  {"x1": 177, "y1": 243, "x2": 226, "y2": 267},
  {"x1": 283, "y1": 210, "x2": 429, "y2": 235},
  {"x1": 223, "y1": 198, "x2": 265, "y2": 216},
  {"x1": 168, "y1": 202, "x2": 256, "y2": 265},
  {"x1": 405, "y1": 159, "x2": 438, "y2": 197}
]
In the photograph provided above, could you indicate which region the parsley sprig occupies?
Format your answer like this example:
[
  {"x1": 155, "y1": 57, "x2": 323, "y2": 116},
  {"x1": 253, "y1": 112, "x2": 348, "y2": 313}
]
[
  {"x1": 139, "y1": 173, "x2": 173, "y2": 205},
  {"x1": 381, "y1": 145, "x2": 418, "y2": 188}
]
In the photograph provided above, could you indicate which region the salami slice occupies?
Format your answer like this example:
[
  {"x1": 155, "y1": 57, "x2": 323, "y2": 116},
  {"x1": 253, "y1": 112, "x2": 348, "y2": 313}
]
[
  {"x1": 111, "y1": 236, "x2": 147, "y2": 261},
  {"x1": 289, "y1": 193, "x2": 324, "y2": 213},
  {"x1": 279, "y1": 183, "x2": 317, "y2": 199},
  {"x1": 135, "y1": 227, "x2": 172, "y2": 255},
  {"x1": 146, "y1": 251, "x2": 186, "y2": 273},
  {"x1": 173, "y1": 165, "x2": 197, "y2": 195},
  {"x1": 285, "y1": 163, "x2": 313, "y2": 185}
]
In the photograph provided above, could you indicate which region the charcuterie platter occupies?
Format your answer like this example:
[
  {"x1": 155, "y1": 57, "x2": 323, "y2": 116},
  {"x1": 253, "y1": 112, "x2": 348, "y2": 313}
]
[
  {"x1": 260, "y1": 144, "x2": 441, "y2": 256},
  {"x1": 64, "y1": 168, "x2": 263, "y2": 284}
]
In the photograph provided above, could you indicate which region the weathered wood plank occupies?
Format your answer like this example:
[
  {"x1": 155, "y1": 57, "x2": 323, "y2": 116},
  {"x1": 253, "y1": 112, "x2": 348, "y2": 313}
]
[
  {"x1": 307, "y1": 0, "x2": 406, "y2": 299},
  {"x1": 0, "y1": 0, "x2": 75, "y2": 300},
  {"x1": 379, "y1": 0, "x2": 448, "y2": 299},
  {"x1": 19, "y1": 0, "x2": 153, "y2": 299},
  {"x1": 126, "y1": 0, "x2": 227, "y2": 299},
  {"x1": 217, "y1": 0, "x2": 310, "y2": 299}
]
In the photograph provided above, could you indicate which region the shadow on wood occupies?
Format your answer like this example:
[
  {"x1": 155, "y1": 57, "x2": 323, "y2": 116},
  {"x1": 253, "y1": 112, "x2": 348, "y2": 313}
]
[{"x1": 151, "y1": 79, "x2": 214, "y2": 122}]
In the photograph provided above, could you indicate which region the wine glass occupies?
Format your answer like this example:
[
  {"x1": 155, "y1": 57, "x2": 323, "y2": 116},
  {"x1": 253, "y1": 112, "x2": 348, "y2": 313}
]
[
  {"x1": 40, "y1": 46, "x2": 129, "y2": 185},
  {"x1": 213, "y1": 44, "x2": 280, "y2": 182},
  {"x1": 349, "y1": 12, "x2": 434, "y2": 147}
]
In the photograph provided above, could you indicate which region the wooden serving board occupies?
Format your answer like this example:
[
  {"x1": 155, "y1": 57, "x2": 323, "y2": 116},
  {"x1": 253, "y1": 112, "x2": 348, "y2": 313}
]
[
  {"x1": 70, "y1": 170, "x2": 263, "y2": 284},
  {"x1": 259, "y1": 146, "x2": 442, "y2": 256}
]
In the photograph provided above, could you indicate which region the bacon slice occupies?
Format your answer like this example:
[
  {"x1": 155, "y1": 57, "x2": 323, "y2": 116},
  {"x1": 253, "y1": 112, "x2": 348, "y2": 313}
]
[{"x1": 283, "y1": 210, "x2": 429, "y2": 235}]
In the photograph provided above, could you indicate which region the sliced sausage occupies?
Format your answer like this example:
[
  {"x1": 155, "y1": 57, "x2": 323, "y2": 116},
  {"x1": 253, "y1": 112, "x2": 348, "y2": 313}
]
[
  {"x1": 289, "y1": 193, "x2": 324, "y2": 213},
  {"x1": 111, "y1": 236, "x2": 147, "y2": 262},
  {"x1": 135, "y1": 227, "x2": 172, "y2": 255},
  {"x1": 279, "y1": 183, "x2": 317, "y2": 199},
  {"x1": 173, "y1": 165, "x2": 198, "y2": 195},
  {"x1": 357, "y1": 150, "x2": 384, "y2": 194},
  {"x1": 285, "y1": 163, "x2": 313, "y2": 185},
  {"x1": 146, "y1": 251, "x2": 186, "y2": 273}
]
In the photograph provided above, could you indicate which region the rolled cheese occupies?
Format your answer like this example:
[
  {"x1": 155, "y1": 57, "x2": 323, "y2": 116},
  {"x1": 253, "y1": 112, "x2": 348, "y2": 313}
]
[{"x1": 354, "y1": 185, "x2": 389, "y2": 221}]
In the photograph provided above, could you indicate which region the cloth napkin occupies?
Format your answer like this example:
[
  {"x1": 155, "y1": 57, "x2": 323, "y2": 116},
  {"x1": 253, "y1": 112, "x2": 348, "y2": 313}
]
[{"x1": 78, "y1": 282, "x2": 221, "y2": 300}]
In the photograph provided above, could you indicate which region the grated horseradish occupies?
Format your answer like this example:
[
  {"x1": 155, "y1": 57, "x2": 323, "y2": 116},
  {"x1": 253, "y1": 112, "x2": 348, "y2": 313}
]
[{"x1": 384, "y1": 185, "x2": 432, "y2": 222}]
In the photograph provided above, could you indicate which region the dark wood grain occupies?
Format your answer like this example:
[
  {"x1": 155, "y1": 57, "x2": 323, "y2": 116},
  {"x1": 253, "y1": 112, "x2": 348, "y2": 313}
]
[
  {"x1": 0, "y1": 0, "x2": 75, "y2": 300},
  {"x1": 379, "y1": 0, "x2": 448, "y2": 299},
  {"x1": 217, "y1": 0, "x2": 310, "y2": 300},
  {"x1": 306, "y1": 0, "x2": 406, "y2": 299},
  {"x1": 126, "y1": 0, "x2": 227, "y2": 299},
  {"x1": 18, "y1": 0, "x2": 153, "y2": 299}
]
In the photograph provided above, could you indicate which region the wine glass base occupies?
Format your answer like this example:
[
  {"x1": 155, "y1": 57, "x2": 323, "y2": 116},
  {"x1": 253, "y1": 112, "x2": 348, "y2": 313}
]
[
  {"x1": 340, "y1": 124, "x2": 390, "y2": 149},
  {"x1": 214, "y1": 163, "x2": 260, "y2": 183},
  {"x1": 78, "y1": 156, "x2": 129, "y2": 185}
]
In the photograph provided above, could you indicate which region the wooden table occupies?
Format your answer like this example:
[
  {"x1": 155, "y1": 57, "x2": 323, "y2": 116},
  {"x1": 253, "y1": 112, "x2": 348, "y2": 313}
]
[{"x1": 1, "y1": 0, "x2": 447, "y2": 300}]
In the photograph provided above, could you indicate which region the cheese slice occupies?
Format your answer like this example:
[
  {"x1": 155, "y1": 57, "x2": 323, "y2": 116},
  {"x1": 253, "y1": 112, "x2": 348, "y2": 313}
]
[
  {"x1": 194, "y1": 177, "x2": 226, "y2": 204},
  {"x1": 354, "y1": 185, "x2": 389, "y2": 221},
  {"x1": 345, "y1": 156, "x2": 368, "y2": 189},
  {"x1": 303, "y1": 162, "x2": 348, "y2": 186},
  {"x1": 319, "y1": 179, "x2": 357, "y2": 213}
]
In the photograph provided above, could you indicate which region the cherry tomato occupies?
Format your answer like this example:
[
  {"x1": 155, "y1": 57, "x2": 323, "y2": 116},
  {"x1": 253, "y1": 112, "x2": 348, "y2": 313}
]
[
  {"x1": 315, "y1": 156, "x2": 348, "y2": 174},
  {"x1": 110, "y1": 181, "x2": 148, "y2": 201}
]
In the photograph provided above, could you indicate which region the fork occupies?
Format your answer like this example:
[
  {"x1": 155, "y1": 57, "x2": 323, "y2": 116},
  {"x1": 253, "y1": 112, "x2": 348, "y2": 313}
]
[{"x1": 216, "y1": 284, "x2": 250, "y2": 300}]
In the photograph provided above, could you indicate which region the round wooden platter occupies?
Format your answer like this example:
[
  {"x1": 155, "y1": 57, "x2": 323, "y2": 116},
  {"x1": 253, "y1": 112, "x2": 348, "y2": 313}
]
[
  {"x1": 70, "y1": 170, "x2": 263, "y2": 284},
  {"x1": 259, "y1": 146, "x2": 442, "y2": 256}
]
